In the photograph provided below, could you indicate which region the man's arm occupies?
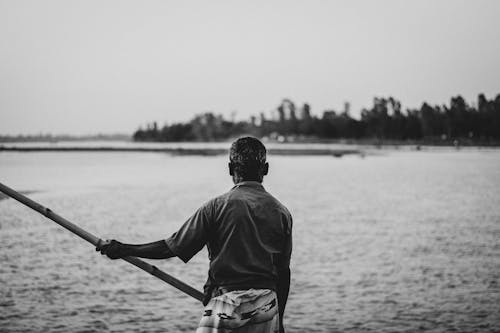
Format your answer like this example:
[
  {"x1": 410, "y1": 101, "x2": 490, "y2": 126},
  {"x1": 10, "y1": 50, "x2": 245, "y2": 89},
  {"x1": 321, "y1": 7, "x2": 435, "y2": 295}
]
[
  {"x1": 97, "y1": 239, "x2": 175, "y2": 260},
  {"x1": 97, "y1": 202, "x2": 212, "y2": 262},
  {"x1": 276, "y1": 213, "x2": 293, "y2": 333},
  {"x1": 277, "y1": 267, "x2": 290, "y2": 333}
]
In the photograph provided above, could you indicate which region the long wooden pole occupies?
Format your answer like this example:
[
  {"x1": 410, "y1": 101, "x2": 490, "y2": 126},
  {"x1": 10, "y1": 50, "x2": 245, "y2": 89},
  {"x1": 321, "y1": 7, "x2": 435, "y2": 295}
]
[{"x1": 0, "y1": 181, "x2": 204, "y2": 303}]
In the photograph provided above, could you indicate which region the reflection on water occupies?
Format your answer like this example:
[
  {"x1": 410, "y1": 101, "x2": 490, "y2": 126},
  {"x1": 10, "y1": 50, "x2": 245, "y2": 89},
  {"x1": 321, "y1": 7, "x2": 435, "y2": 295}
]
[{"x1": 1, "y1": 150, "x2": 500, "y2": 332}]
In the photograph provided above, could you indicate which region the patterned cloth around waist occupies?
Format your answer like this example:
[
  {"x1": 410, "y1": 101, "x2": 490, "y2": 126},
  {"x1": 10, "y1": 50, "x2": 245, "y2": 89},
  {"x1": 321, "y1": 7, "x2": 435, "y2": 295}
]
[{"x1": 196, "y1": 288, "x2": 279, "y2": 333}]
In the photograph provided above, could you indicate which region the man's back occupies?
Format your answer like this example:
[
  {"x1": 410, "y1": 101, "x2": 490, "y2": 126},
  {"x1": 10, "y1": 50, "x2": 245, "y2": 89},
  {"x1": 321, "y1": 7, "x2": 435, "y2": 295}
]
[
  {"x1": 207, "y1": 181, "x2": 292, "y2": 291},
  {"x1": 165, "y1": 181, "x2": 292, "y2": 295}
]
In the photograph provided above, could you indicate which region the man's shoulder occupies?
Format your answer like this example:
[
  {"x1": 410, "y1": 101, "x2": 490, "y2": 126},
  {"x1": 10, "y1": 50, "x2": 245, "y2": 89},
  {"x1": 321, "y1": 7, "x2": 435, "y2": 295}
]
[
  {"x1": 200, "y1": 190, "x2": 234, "y2": 212},
  {"x1": 209, "y1": 189, "x2": 233, "y2": 205},
  {"x1": 265, "y1": 192, "x2": 292, "y2": 219}
]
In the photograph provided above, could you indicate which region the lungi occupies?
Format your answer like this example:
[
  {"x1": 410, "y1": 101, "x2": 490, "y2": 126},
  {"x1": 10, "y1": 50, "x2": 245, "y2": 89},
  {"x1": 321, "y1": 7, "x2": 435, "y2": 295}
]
[{"x1": 196, "y1": 288, "x2": 279, "y2": 333}]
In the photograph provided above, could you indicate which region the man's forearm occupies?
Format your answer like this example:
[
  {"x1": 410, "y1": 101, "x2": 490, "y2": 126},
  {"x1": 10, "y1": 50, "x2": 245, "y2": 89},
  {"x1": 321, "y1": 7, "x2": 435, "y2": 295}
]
[
  {"x1": 277, "y1": 267, "x2": 290, "y2": 332},
  {"x1": 122, "y1": 240, "x2": 175, "y2": 259}
]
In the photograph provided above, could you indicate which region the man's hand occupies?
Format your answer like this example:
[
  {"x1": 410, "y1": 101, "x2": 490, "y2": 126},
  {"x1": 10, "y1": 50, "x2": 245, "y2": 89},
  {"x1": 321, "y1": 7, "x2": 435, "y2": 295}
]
[{"x1": 96, "y1": 239, "x2": 128, "y2": 259}]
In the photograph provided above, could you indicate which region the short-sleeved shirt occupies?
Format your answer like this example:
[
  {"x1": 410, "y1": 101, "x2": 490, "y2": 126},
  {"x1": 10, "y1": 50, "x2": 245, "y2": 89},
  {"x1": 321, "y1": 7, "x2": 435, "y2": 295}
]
[{"x1": 165, "y1": 181, "x2": 292, "y2": 296}]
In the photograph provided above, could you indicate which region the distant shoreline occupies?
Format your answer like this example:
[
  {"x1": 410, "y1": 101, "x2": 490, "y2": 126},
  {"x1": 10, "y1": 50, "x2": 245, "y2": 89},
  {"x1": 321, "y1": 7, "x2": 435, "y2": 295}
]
[
  {"x1": 1, "y1": 142, "x2": 499, "y2": 158},
  {"x1": 0, "y1": 145, "x2": 363, "y2": 157}
]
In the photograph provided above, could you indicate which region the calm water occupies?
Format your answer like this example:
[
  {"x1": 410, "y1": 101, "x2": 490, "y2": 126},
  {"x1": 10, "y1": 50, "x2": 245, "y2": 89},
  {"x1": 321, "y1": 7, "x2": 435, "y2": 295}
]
[{"x1": 1, "y1": 149, "x2": 499, "y2": 332}]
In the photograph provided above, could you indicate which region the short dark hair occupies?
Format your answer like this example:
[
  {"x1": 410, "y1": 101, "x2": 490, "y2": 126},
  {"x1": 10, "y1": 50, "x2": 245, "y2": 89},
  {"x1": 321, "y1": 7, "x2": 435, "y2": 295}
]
[{"x1": 229, "y1": 137, "x2": 267, "y2": 179}]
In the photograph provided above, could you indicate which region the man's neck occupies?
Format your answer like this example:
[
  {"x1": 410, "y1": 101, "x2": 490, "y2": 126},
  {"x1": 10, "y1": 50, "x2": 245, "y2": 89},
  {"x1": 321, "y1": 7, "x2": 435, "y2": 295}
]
[{"x1": 232, "y1": 175, "x2": 263, "y2": 184}]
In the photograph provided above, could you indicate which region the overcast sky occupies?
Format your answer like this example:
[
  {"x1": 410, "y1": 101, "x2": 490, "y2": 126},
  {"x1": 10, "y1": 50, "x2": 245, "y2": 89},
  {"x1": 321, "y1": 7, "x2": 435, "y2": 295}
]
[{"x1": 1, "y1": 0, "x2": 499, "y2": 135}]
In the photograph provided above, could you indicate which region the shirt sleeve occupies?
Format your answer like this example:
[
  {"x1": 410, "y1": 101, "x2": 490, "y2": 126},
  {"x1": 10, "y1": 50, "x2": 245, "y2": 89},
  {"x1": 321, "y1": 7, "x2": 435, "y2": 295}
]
[
  {"x1": 164, "y1": 201, "x2": 212, "y2": 263},
  {"x1": 276, "y1": 213, "x2": 293, "y2": 270}
]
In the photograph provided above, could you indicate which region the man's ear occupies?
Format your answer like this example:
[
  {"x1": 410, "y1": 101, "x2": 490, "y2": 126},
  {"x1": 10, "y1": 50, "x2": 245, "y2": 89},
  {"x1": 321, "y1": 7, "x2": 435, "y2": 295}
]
[
  {"x1": 263, "y1": 162, "x2": 269, "y2": 176},
  {"x1": 229, "y1": 162, "x2": 234, "y2": 176}
]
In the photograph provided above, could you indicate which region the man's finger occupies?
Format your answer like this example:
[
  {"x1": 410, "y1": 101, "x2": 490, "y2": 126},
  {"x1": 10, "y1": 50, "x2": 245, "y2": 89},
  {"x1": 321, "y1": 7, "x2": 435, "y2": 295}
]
[
  {"x1": 98, "y1": 244, "x2": 111, "y2": 255},
  {"x1": 96, "y1": 239, "x2": 112, "y2": 251},
  {"x1": 107, "y1": 246, "x2": 121, "y2": 259}
]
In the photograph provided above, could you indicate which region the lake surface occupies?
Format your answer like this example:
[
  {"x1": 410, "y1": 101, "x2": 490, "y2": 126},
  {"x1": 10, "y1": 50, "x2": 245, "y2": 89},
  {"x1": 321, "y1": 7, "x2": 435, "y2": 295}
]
[{"x1": 1, "y1": 148, "x2": 499, "y2": 332}]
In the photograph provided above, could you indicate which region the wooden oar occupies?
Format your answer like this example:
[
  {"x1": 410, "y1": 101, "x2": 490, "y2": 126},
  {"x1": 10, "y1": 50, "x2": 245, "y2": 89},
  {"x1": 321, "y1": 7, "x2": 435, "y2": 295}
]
[{"x1": 0, "y1": 181, "x2": 204, "y2": 303}]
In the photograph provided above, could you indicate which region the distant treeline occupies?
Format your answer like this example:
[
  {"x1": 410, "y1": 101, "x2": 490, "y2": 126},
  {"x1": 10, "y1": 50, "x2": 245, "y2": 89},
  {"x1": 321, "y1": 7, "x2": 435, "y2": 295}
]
[{"x1": 133, "y1": 94, "x2": 500, "y2": 144}]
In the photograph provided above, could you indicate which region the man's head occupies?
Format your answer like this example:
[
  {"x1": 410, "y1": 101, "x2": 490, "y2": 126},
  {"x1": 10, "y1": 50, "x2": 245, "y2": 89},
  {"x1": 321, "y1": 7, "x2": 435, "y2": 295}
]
[{"x1": 229, "y1": 137, "x2": 269, "y2": 183}]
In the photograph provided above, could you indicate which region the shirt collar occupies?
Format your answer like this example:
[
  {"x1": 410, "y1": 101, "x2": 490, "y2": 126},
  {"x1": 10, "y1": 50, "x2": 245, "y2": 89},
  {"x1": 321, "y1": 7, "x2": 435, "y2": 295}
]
[{"x1": 233, "y1": 181, "x2": 265, "y2": 189}]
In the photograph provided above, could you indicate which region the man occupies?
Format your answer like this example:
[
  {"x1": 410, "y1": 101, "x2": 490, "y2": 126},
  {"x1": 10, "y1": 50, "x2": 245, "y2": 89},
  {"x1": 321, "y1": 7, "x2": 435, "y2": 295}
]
[{"x1": 97, "y1": 137, "x2": 293, "y2": 333}]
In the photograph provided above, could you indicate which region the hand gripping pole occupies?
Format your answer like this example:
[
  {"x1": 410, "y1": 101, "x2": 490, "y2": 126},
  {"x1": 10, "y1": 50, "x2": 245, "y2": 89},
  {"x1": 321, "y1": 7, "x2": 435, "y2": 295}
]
[{"x1": 0, "y1": 181, "x2": 204, "y2": 303}]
